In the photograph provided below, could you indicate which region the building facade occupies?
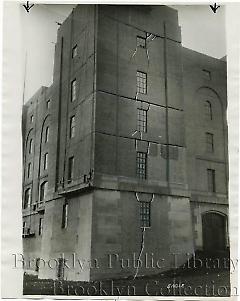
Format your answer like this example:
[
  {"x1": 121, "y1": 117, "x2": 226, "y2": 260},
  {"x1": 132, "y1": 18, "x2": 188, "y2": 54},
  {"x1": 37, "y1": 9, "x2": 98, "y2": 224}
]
[{"x1": 22, "y1": 5, "x2": 228, "y2": 281}]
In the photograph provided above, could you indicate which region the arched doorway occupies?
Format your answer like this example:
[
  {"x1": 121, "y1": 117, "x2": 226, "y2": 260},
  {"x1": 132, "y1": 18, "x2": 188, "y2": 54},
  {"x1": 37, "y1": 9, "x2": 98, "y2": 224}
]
[{"x1": 202, "y1": 212, "x2": 227, "y2": 252}]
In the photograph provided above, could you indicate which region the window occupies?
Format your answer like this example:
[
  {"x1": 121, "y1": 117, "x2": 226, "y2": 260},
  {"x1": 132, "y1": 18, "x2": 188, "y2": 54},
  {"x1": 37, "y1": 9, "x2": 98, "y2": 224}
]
[
  {"x1": 29, "y1": 139, "x2": 33, "y2": 154},
  {"x1": 136, "y1": 71, "x2": 147, "y2": 94},
  {"x1": 202, "y1": 69, "x2": 211, "y2": 80},
  {"x1": 140, "y1": 201, "x2": 151, "y2": 228},
  {"x1": 72, "y1": 45, "x2": 77, "y2": 58},
  {"x1": 137, "y1": 36, "x2": 146, "y2": 48},
  {"x1": 30, "y1": 115, "x2": 34, "y2": 123},
  {"x1": 43, "y1": 153, "x2": 48, "y2": 170},
  {"x1": 68, "y1": 157, "x2": 74, "y2": 182},
  {"x1": 207, "y1": 169, "x2": 216, "y2": 192},
  {"x1": 45, "y1": 126, "x2": 49, "y2": 143},
  {"x1": 71, "y1": 79, "x2": 77, "y2": 102},
  {"x1": 137, "y1": 108, "x2": 147, "y2": 132},
  {"x1": 23, "y1": 188, "x2": 31, "y2": 209},
  {"x1": 69, "y1": 116, "x2": 76, "y2": 138},
  {"x1": 62, "y1": 203, "x2": 68, "y2": 229},
  {"x1": 22, "y1": 221, "x2": 26, "y2": 234},
  {"x1": 39, "y1": 218, "x2": 43, "y2": 235},
  {"x1": 205, "y1": 101, "x2": 212, "y2": 120},
  {"x1": 39, "y1": 181, "x2": 48, "y2": 203},
  {"x1": 46, "y1": 99, "x2": 51, "y2": 109},
  {"x1": 136, "y1": 152, "x2": 147, "y2": 179},
  {"x1": 206, "y1": 133, "x2": 214, "y2": 153},
  {"x1": 27, "y1": 162, "x2": 32, "y2": 178}
]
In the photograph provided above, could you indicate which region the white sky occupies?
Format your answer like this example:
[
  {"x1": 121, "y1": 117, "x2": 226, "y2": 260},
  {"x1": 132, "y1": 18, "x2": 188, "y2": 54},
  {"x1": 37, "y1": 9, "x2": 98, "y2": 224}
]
[{"x1": 20, "y1": 4, "x2": 226, "y2": 101}]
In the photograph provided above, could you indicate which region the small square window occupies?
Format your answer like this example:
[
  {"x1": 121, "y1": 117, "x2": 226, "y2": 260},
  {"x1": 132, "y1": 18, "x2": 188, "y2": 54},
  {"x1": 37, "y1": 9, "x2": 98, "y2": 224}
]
[
  {"x1": 72, "y1": 45, "x2": 77, "y2": 58},
  {"x1": 137, "y1": 36, "x2": 146, "y2": 48},
  {"x1": 202, "y1": 69, "x2": 211, "y2": 80}
]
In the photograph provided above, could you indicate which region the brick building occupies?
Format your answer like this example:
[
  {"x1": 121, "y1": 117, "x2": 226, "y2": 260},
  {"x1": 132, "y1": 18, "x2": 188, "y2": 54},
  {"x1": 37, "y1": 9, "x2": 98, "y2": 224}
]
[{"x1": 22, "y1": 5, "x2": 228, "y2": 281}]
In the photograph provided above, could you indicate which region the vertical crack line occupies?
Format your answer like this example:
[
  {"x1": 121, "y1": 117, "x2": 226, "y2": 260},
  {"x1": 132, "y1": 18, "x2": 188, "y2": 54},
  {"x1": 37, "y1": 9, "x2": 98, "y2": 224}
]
[{"x1": 133, "y1": 227, "x2": 146, "y2": 280}]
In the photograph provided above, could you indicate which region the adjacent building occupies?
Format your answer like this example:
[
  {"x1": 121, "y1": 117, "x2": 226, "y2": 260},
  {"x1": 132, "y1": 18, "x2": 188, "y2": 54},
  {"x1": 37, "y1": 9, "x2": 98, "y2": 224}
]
[{"x1": 22, "y1": 5, "x2": 228, "y2": 281}]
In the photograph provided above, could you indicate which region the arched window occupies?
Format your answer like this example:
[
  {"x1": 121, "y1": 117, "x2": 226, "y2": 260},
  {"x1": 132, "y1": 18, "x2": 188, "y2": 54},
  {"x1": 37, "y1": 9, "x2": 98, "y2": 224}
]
[
  {"x1": 23, "y1": 188, "x2": 31, "y2": 209},
  {"x1": 205, "y1": 101, "x2": 212, "y2": 120},
  {"x1": 27, "y1": 162, "x2": 32, "y2": 178},
  {"x1": 29, "y1": 139, "x2": 33, "y2": 154},
  {"x1": 39, "y1": 181, "x2": 48, "y2": 203},
  {"x1": 45, "y1": 126, "x2": 49, "y2": 143}
]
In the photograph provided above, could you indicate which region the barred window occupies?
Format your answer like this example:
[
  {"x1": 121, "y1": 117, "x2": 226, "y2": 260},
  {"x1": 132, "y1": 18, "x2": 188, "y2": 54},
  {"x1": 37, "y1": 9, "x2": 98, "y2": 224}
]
[
  {"x1": 206, "y1": 132, "x2": 214, "y2": 152},
  {"x1": 137, "y1": 36, "x2": 146, "y2": 48},
  {"x1": 72, "y1": 45, "x2": 77, "y2": 58},
  {"x1": 136, "y1": 152, "x2": 147, "y2": 179},
  {"x1": 207, "y1": 169, "x2": 216, "y2": 192},
  {"x1": 68, "y1": 156, "x2": 74, "y2": 182},
  {"x1": 140, "y1": 201, "x2": 151, "y2": 228},
  {"x1": 137, "y1": 108, "x2": 147, "y2": 132},
  {"x1": 136, "y1": 71, "x2": 147, "y2": 94},
  {"x1": 71, "y1": 79, "x2": 77, "y2": 102},
  {"x1": 30, "y1": 115, "x2": 34, "y2": 123},
  {"x1": 205, "y1": 101, "x2": 212, "y2": 120},
  {"x1": 69, "y1": 116, "x2": 76, "y2": 138}
]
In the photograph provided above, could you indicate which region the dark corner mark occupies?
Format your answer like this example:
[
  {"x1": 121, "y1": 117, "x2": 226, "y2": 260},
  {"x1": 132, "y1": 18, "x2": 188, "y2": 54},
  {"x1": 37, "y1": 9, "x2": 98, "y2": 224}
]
[
  {"x1": 210, "y1": 3, "x2": 220, "y2": 13},
  {"x1": 23, "y1": 1, "x2": 34, "y2": 13}
]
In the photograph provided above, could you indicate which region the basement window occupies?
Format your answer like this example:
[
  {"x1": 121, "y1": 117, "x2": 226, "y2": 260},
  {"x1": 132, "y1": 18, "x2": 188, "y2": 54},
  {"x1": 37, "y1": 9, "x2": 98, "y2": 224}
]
[{"x1": 140, "y1": 201, "x2": 151, "y2": 228}]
